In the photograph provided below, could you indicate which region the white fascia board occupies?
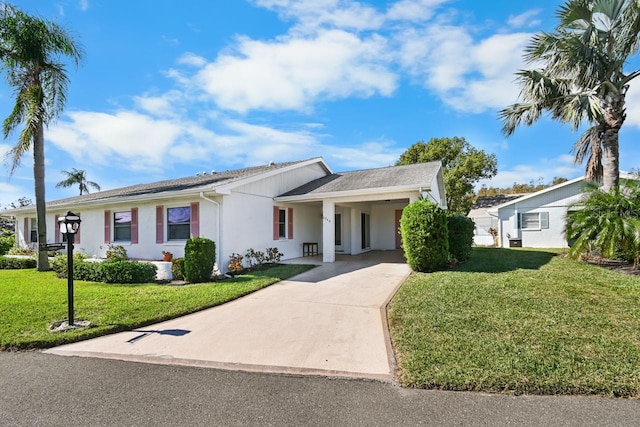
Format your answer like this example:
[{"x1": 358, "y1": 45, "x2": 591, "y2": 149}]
[
  {"x1": 275, "y1": 184, "x2": 427, "y2": 203},
  {"x1": 213, "y1": 157, "x2": 331, "y2": 194}
]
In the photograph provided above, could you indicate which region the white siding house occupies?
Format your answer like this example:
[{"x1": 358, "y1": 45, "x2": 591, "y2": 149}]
[{"x1": 8, "y1": 157, "x2": 446, "y2": 271}]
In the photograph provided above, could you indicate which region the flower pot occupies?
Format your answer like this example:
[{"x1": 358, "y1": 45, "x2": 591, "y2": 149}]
[{"x1": 162, "y1": 253, "x2": 173, "y2": 262}]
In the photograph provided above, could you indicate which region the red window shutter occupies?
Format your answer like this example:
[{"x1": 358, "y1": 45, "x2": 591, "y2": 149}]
[
  {"x1": 156, "y1": 205, "x2": 164, "y2": 243},
  {"x1": 54, "y1": 215, "x2": 60, "y2": 244},
  {"x1": 75, "y1": 213, "x2": 81, "y2": 244},
  {"x1": 273, "y1": 206, "x2": 279, "y2": 240},
  {"x1": 23, "y1": 218, "x2": 29, "y2": 243},
  {"x1": 131, "y1": 208, "x2": 139, "y2": 244},
  {"x1": 190, "y1": 202, "x2": 200, "y2": 237},
  {"x1": 288, "y1": 207, "x2": 293, "y2": 239},
  {"x1": 104, "y1": 210, "x2": 111, "y2": 244}
]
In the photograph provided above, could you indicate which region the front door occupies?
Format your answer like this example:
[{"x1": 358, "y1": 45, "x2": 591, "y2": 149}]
[
  {"x1": 335, "y1": 213, "x2": 343, "y2": 252},
  {"x1": 395, "y1": 209, "x2": 403, "y2": 249}
]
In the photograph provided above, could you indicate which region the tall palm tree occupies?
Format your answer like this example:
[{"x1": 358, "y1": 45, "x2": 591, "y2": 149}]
[
  {"x1": 566, "y1": 181, "x2": 640, "y2": 269},
  {"x1": 56, "y1": 168, "x2": 100, "y2": 195},
  {"x1": 0, "y1": 4, "x2": 82, "y2": 270},
  {"x1": 500, "y1": 0, "x2": 640, "y2": 191}
]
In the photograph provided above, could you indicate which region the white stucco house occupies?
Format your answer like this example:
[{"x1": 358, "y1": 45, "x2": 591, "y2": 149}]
[
  {"x1": 468, "y1": 194, "x2": 522, "y2": 246},
  {"x1": 8, "y1": 157, "x2": 446, "y2": 271}
]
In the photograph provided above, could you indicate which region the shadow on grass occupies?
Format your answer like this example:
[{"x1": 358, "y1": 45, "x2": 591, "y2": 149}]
[{"x1": 456, "y1": 247, "x2": 559, "y2": 273}]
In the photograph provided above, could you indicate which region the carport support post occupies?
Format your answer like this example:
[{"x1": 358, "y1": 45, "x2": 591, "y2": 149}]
[{"x1": 322, "y1": 200, "x2": 335, "y2": 263}]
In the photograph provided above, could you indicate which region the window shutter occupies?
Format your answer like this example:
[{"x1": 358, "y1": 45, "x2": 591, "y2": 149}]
[
  {"x1": 540, "y1": 212, "x2": 549, "y2": 229},
  {"x1": 75, "y1": 213, "x2": 81, "y2": 244},
  {"x1": 23, "y1": 218, "x2": 29, "y2": 244},
  {"x1": 54, "y1": 215, "x2": 60, "y2": 244},
  {"x1": 190, "y1": 202, "x2": 200, "y2": 237},
  {"x1": 273, "y1": 206, "x2": 279, "y2": 240},
  {"x1": 156, "y1": 205, "x2": 164, "y2": 243},
  {"x1": 516, "y1": 213, "x2": 522, "y2": 229},
  {"x1": 104, "y1": 210, "x2": 111, "y2": 244},
  {"x1": 131, "y1": 208, "x2": 139, "y2": 244},
  {"x1": 287, "y1": 207, "x2": 293, "y2": 239}
]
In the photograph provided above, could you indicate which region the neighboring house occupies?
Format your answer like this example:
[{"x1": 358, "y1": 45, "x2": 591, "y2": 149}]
[
  {"x1": 7, "y1": 157, "x2": 446, "y2": 271},
  {"x1": 468, "y1": 195, "x2": 523, "y2": 246}
]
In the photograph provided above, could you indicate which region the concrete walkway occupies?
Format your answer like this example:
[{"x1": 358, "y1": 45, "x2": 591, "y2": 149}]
[{"x1": 46, "y1": 251, "x2": 410, "y2": 380}]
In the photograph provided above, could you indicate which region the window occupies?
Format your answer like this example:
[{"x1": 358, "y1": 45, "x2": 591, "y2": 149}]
[
  {"x1": 278, "y1": 209, "x2": 286, "y2": 238},
  {"x1": 113, "y1": 211, "x2": 132, "y2": 242},
  {"x1": 167, "y1": 206, "x2": 191, "y2": 240},
  {"x1": 361, "y1": 213, "x2": 371, "y2": 249},
  {"x1": 519, "y1": 212, "x2": 549, "y2": 230},
  {"x1": 29, "y1": 218, "x2": 37, "y2": 243}
]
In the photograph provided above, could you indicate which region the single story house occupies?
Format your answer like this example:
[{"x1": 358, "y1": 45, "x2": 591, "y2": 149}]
[
  {"x1": 485, "y1": 173, "x2": 636, "y2": 248},
  {"x1": 468, "y1": 194, "x2": 522, "y2": 246},
  {"x1": 8, "y1": 157, "x2": 446, "y2": 271}
]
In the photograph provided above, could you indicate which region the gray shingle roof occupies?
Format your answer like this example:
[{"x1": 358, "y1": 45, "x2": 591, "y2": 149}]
[
  {"x1": 23, "y1": 159, "x2": 315, "y2": 210},
  {"x1": 280, "y1": 161, "x2": 441, "y2": 197},
  {"x1": 472, "y1": 194, "x2": 523, "y2": 209}
]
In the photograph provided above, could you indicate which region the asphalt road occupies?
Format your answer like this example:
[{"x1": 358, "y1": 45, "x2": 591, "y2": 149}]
[{"x1": 1, "y1": 352, "x2": 639, "y2": 426}]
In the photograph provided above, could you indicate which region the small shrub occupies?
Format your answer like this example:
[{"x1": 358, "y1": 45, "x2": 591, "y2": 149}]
[
  {"x1": 184, "y1": 237, "x2": 216, "y2": 283},
  {"x1": 447, "y1": 215, "x2": 474, "y2": 262},
  {"x1": 51, "y1": 253, "x2": 88, "y2": 278},
  {"x1": 106, "y1": 244, "x2": 128, "y2": 262},
  {"x1": 265, "y1": 247, "x2": 283, "y2": 264},
  {"x1": 400, "y1": 200, "x2": 449, "y2": 272},
  {"x1": 0, "y1": 233, "x2": 14, "y2": 255},
  {"x1": 228, "y1": 253, "x2": 244, "y2": 274},
  {"x1": 246, "y1": 248, "x2": 266, "y2": 269},
  {"x1": 8, "y1": 246, "x2": 36, "y2": 256},
  {"x1": 172, "y1": 258, "x2": 185, "y2": 280},
  {"x1": 0, "y1": 256, "x2": 36, "y2": 269},
  {"x1": 99, "y1": 261, "x2": 157, "y2": 284}
]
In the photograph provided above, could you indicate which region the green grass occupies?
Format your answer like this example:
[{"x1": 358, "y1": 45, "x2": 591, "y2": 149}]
[
  {"x1": 388, "y1": 247, "x2": 640, "y2": 397},
  {"x1": 0, "y1": 264, "x2": 313, "y2": 350}
]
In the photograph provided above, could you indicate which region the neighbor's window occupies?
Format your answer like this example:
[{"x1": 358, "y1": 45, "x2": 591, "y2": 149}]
[
  {"x1": 113, "y1": 211, "x2": 132, "y2": 242},
  {"x1": 29, "y1": 218, "x2": 37, "y2": 243},
  {"x1": 520, "y1": 212, "x2": 549, "y2": 230},
  {"x1": 167, "y1": 206, "x2": 191, "y2": 240},
  {"x1": 278, "y1": 209, "x2": 286, "y2": 238}
]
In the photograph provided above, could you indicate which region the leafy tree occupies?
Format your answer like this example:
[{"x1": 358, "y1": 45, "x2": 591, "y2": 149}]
[
  {"x1": 397, "y1": 137, "x2": 497, "y2": 214},
  {"x1": 477, "y1": 177, "x2": 568, "y2": 197},
  {"x1": 55, "y1": 168, "x2": 100, "y2": 195},
  {"x1": 566, "y1": 181, "x2": 640, "y2": 269},
  {"x1": 500, "y1": 0, "x2": 640, "y2": 192},
  {"x1": 0, "y1": 4, "x2": 83, "y2": 270}
]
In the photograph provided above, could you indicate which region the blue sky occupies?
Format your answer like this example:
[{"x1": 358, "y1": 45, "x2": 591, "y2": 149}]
[{"x1": 2, "y1": 0, "x2": 640, "y2": 208}]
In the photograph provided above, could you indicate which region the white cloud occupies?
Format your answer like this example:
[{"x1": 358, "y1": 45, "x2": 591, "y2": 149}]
[
  {"x1": 79, "y1": 0, "x2": 89, "y2": 11},
  {"x1": 0, "y1": 181, "x2": 28, "y2": 209},
  {"x1": 507, "y1": 9, "x2": 542, "y2": 28},
  {"x1": 134, "y1": 90, "x2": 184, "y2": 117},
  {"x1": 327, "y1": 141, "x2": 401, "y2": 169},
  {"x1": 478, "y1": 155, "x2": 582, "y2": 189},
  {"x1": 386, "y1": 0, "x2": 450, "y2": 22},
  {"x1": 177, "y1": 52, "x2": 208, "y2": 67},
  {"x1": 195, "y1": 30, "x2": 396, "y2": 112},
  {"x1": 623, "y1": 81, "x2": 640, "y2": 129}
]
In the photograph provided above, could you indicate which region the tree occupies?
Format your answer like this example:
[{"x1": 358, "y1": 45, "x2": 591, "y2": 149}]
[
  {"x1": 500, "y1": 0, "x2": 640, "y2": 192},
  {"x1": 566, "y1": 181, "x2": 640, "y2": 269},
  {"x1": 56, "y1": 168, "x2": 100, "y2": 195},
  {"x1": 477, "y1": 177, "x2": 569, "y2": 197},
  {"x1": 0, "y1": 4, "x2": 83, "y2": 270},
  {"x1": 396, "y1": 137, "x2": 497, "y2": 214}
]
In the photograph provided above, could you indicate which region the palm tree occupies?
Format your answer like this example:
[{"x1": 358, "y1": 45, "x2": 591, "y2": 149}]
[
  {"x1": 0, "y1": 4, "x2": 82, "y2": 270},
  {"x1": 56, "y1": 168, "x2": 100, "y2": 195},
  {"x1": 500, "y1": 0, "x2": 640, "y2": 192},
  {"x1": 566, "y1": 181, "x2": 640, "y2": 269}
]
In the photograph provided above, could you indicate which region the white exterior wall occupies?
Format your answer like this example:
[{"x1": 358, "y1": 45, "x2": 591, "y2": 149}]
[
  {"x1": 371, "y1": 202, "x2": 407, "y2": 250},
  {"x1": 497, "y1": 181, "x2": 585, "y2": 248}
]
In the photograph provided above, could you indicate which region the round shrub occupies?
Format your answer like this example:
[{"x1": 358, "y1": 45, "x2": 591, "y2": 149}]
[
  {"x1": 447, "y1": 215, "x2": 474, "y2": 262},
  {"x1": 400, "y1": 200, "x2": 449, "y2": 272},
  {"x1": 184, "y1": 237, "x2": 216, "y2": 283},
  {"x1": 172, "y1": 257, "x2": 185, "y2": 280}
]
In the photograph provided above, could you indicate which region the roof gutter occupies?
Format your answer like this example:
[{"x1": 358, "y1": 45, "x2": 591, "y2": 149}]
[{"x1": 199, "y1": 192, "x2": 222, "y2": 274}]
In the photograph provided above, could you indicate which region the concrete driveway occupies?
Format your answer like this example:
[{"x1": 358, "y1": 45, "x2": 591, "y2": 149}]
[{"x1": 46, "y1": 251, "x2": 410, "y2": 380}]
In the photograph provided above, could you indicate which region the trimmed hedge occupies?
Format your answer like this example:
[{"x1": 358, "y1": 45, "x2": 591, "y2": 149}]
[
  {"x1": 0, "y1": 256, "x2": 36, "y2": 270},
  {"x1": 52, "y1": 256, "x2": 157, "y2": 284},
  {"x1": 400, "y1": 200, "x2": 449, "y2": 272},
  {"x1": 447, "y1": 215, "x2": 474, "y2": 262},
  {"x1": 184, "y1": 237, "x2": 216, "y2": 283}
]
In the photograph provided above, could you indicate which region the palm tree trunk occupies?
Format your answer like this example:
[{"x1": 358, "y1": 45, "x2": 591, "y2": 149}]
[
  {"x1": 600, "y1": 92, "x2": 625, "y2": 191},
  {"x1": 34, "y1": 122, "x2": 50, "y2": 271}
]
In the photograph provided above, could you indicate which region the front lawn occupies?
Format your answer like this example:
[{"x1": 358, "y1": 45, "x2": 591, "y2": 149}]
[
  {"x1": 388, "y1": 247, "x2": 640, "y2": 397},
  {"x1": 0, "y1": 264, "x2": 313, "y2": 350}
]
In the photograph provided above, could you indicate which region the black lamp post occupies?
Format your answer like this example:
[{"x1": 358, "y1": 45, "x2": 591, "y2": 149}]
[{"x1": 58, "y1": 211, "x2": 81, "y2": 326}]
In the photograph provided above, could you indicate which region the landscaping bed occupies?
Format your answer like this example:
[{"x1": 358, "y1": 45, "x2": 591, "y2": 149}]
[
  {"x1": 0, "y1": 263, "x2": 313, "y2": 350},
  {"x1": 388, "y1": 247, "x2": 640, "y2": 397}
]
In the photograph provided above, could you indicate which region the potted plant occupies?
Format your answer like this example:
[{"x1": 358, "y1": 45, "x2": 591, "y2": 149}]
[{"x1": 162, "y1": 251, "x2": 173, "y2": 262}]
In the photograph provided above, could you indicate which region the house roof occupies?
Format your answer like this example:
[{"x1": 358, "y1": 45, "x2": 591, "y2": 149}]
[
  {"x1": 5, "y1": 158, "x2": 328, "y2": 213},
  {"x1": 472, "y1": 194, "x2": 523, "y2": 209},
  {"x1": 279, "y1": 161, "x2": 442, "y2": 198}
]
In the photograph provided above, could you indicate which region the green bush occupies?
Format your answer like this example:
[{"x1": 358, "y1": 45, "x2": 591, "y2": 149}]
[
  {"x1": 0, "y1": 256, "x2": 36, "y2": 269},
  {"x1": 184, "y1": 237, "x2": 216, "y2": 283},
  {"x1": 447, "y1": 215, "x2": 474, "y2": 262},
  {"x1": 0, "y1": 233, "x2": 14, "y2": 255},
  {"x1": 172, "y1": 257, "x2": 185, "y2": 280},
  {"x1": 400, "y1": 200, "x2": 449, "y2": 272},
  {"x1": 52, "y1": 256, "x2": 157, "y2": 284},
  {"x1": 105, "y1": 244, "x2": 128, "y2": 262}
]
